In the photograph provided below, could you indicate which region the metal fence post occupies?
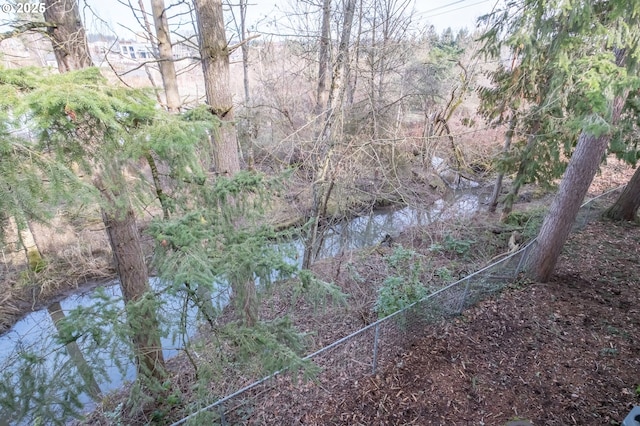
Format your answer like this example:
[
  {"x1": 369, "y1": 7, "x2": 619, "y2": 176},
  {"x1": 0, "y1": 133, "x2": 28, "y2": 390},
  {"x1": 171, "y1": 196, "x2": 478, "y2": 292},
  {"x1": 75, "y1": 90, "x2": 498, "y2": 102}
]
[
  {"x1": 372, "y1": 324, "x2": 380, "y2": 375},
  {"x1": 514, "y1": 241, "x2": 533, "y2": 277},
  {"x1": 459, "y1": 277, "x2": 471, "y2": 313},
  {"x1": 582, "y1": 200, "x2": 592, "y2": 228}
]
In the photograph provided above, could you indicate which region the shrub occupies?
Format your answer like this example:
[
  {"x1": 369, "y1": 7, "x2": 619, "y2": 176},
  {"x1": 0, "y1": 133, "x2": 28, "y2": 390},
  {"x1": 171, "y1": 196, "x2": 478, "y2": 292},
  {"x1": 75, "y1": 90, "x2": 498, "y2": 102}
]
[{"x1": 375, "y1": 247, "x2": 432, "y2": 318}]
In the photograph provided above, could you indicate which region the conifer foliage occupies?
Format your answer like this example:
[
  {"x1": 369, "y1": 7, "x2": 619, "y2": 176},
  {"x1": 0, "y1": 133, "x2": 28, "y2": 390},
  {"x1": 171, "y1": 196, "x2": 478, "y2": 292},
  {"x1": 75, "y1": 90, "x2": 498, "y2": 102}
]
[
  {"x1": 478, "y1": 0, "x2": 640, "y2": 280},
  {"x1": 478, "y1": 0, "x2": 640, "y2": 215},
  {"x1": 0, "y1": 65, "x2": 342, "y2": 423}
]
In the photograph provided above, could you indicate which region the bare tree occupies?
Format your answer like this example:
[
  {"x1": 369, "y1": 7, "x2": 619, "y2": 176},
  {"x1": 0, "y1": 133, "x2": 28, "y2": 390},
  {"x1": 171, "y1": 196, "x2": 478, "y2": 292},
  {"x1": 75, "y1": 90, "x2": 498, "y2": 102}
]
[
  {"x1": 488, "y1": 115, "x2": 516, "y2": 213},
  {"x1": 229, "y1": 0, "x2": 257, "y2": 169},
  {"x1": 359, "y1": 0, "x2": 414, "y2": 138},
  {"x1": 313, "y1": 0, "x2": 331, "y2": 116},
  {"x1": 193, "y1": 0, "x2": 240, "y2": 175},
  {"x1": 303, "y1": 0, "x2": 356, "y2": 269},
  {"x1": 150, "y1": 0, "x2": 181, "y2": 112}
]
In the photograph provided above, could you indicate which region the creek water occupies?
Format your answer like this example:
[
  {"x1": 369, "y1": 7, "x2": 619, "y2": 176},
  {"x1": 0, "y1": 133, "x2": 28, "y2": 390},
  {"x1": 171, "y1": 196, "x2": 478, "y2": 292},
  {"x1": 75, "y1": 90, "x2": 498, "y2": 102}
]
[{"x1": 0, "y1": 188, "x2": 486, "y2": 423}]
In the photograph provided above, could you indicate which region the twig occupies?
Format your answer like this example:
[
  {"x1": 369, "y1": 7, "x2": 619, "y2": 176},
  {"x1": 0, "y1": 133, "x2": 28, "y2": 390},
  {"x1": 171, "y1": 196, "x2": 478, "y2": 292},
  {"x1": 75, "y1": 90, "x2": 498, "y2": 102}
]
[{"x1": 228, "y1": 34, "x2": 261, "y2": 54}]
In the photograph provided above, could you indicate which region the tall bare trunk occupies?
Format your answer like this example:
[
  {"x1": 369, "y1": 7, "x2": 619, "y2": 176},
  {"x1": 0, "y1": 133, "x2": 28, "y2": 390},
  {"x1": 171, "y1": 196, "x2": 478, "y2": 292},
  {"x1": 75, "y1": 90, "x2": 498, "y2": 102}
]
[
  {"x1": 314, "y1": 0, "x2": 331, "y2": 116},
  {"x1": 17, "y1": 220, "x2": 44, "y2": 272},
  {"x1": 238, "y1": 0, "x2": 255, "y2": 170},
  {"x1": 501, "y1": 129, "x2": 538, "y2": 219},
  {"x1": 133, "y1": 0, "x2": 174, "y2": 217},
  {"x1": 239, "y1": 0, "x2": 250, "y2": 105},
  {"x1": 346, "y1": 0, "x2": 363, "y2": 107},
  {"x1": 489, "y1": 115, "x2": 517, "y2": 213},
  {"x1": 150, "y1": 0, "x2": 181, "y2": 112},
  {"x1": 144, "y1": 151, "x2": 170, "y2": 220},
  {"x1": 43, "y1": 0, "x2": 93, "y2": 72},
  {"x1": 303, "y1": 0, "x2": 356, "y2": 269},
  {"x1": 194, "y1": 0, "x2": 258, "y2": 324},
  {"x1": 193, "y1": 0, "x2": 241, "y2": 175}
]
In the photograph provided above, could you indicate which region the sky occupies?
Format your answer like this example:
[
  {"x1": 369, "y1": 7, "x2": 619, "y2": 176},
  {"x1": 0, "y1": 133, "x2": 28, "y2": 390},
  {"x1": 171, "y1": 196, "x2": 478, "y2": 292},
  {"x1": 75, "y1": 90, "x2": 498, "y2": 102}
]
[{"x1": 83, "y1": 0, "x2": 500, "y2": 40}]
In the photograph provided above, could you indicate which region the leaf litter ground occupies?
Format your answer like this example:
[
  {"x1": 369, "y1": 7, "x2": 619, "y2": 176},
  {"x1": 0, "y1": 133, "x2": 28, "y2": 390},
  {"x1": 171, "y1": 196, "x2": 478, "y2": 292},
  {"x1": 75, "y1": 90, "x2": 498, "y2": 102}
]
[{"x1": 295, "y1": 218, "x2": 640, "y2": 425}]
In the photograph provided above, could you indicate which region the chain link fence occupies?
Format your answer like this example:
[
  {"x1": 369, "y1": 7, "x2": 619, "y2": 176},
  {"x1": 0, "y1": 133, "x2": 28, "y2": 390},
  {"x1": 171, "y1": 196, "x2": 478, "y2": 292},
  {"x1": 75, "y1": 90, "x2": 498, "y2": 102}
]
[{"x1": 171, "y1": 187, "x2": 622, "y2": 426}]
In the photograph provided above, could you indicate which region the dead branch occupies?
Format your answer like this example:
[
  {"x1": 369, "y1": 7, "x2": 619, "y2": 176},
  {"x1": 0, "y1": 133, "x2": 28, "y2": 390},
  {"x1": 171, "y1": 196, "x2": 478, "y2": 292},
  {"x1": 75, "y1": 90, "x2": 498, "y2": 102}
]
[{"x1": 228, "y1": 33, "x2": 261, "y2": 54}]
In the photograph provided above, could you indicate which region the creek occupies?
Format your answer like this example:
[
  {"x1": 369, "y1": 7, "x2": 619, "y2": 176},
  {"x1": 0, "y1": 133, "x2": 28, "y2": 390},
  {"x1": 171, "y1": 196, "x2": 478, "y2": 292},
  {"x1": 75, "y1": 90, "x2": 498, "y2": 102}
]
[{"x1": 0, "y1": 188, "x2": 486, "y2": 424}]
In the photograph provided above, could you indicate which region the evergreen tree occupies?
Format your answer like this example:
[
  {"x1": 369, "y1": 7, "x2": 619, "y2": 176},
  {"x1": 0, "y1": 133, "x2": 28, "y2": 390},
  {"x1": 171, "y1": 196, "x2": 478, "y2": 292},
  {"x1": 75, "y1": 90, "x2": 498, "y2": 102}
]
[
  {"x1": 604, "y1": 165, "x2": 640, "y2": 221},
  {"x1": 605, "y1": 90, "x2": 640, "y2": 220},
  {"x1": 0, "y1": 66, "x2": 219, "y2": 424},
  {"x1": 479, "y1": 0, "x2": 640, "y2": 281},
  {"x1": 44, "y1": 0, "x2": 169, "y2": 391},
  {"x1": 476, "y1": 0, "x2": 640, "y2": 215}
]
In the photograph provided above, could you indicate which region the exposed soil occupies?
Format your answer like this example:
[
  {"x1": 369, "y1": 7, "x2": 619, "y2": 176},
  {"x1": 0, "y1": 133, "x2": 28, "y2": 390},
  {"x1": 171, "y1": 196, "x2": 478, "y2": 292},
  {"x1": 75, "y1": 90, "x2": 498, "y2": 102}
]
[{"x1": 298, "y1": 218, "x2": 640, "y2": 425}]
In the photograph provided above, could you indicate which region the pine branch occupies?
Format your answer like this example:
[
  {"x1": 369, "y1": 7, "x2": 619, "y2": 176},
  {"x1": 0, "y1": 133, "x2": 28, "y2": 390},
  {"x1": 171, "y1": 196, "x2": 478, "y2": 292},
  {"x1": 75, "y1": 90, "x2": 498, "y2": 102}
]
[{"x1": 0, "y1": 21, "x2": 55, "y2": 42}]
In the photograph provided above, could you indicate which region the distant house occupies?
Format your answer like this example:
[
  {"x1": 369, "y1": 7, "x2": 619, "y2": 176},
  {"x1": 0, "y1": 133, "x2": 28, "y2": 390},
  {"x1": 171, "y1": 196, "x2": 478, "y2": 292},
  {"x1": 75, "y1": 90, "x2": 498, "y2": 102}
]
[
  {"x1": 172, "y1": 40, "x2": 198, "y2": 59},
  {"x1": 118, "y1": 41, "x2": 154, "y2": 60},
  {"x1": 91, "y1": 40, "x2": 113, "y2": 56},
  {"x1": 90, "y1": 38, "x2": 196, "y2": 63}
]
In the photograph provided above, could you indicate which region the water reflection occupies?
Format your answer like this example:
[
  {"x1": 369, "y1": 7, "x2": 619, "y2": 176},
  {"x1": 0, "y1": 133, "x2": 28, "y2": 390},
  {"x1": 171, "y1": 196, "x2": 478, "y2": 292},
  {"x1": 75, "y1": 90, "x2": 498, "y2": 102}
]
[
  {"x1": 47, "y1": 301, "x2": 102, "y2": 401},
  {"x1": 309, "y1": 191, "x2": 484, "y2": 260},
  {"x1": 0, "y1": 279, "x2": 202, "y2": 423}
]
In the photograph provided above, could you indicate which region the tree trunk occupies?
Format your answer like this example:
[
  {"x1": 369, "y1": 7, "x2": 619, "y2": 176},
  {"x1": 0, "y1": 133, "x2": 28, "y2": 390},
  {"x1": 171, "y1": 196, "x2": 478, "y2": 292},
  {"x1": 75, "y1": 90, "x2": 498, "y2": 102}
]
[
  {"x1": 43, "y1": 0, "x2": 93, "y2": 72},
  {"x1": 150, "y1": 0, "x2": 181, "y2": 112},
  {"x1": 501, "y1": 130, "x2": 538, "y2": 219},
  {"x1": 604, "y1": 165, "x2": 640, "y2": 221},
  {"x1": 345, "y1": 0, "x2": 363, "y2": 107},
  {"x1": 303, "y1": 0, "x2": 356, "y2": 269},
  {"x1": 17, "y1": 220, "x2": 45, "y2": 272},
  {"x1": 195, "y1": 0, "x2": 258, "y2": 324},
  {"x1": 238, "y1": 0, "x2": 255, "y2": 170},
  {"x1": 239, "y1": 0, "x2": 250, "y2": 105},
  {"x1": 193, "y1": 0, "x2": 241, "y2": 175},
  {"x1": 489, "y1": 115, "x2": 517, "y2": 213},
  {"x1": 144, "y1": 151, "x2": 170, "y2": 220},
  {"x1": 240, "y1": 278, "x2": 258, "y2": 327},
  {"x1": 96, "y1": 172, "x2": 166, "y2": 380},
  {"x1": 527, "y1": 91, "x2": 628, "y2": 282},
  {"x1": 313, "y1": 0, "x2": 331, "y2": 116},
  {"x1": 44, "y1": 0, "x2": 166, "y2": 381}
]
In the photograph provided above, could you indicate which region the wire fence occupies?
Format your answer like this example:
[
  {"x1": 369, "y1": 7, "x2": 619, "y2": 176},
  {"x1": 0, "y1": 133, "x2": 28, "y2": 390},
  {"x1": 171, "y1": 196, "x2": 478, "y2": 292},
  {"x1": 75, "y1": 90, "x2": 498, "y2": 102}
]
[{"x1": 170, "y1": 186, "x2": 623, "y2": 426}]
